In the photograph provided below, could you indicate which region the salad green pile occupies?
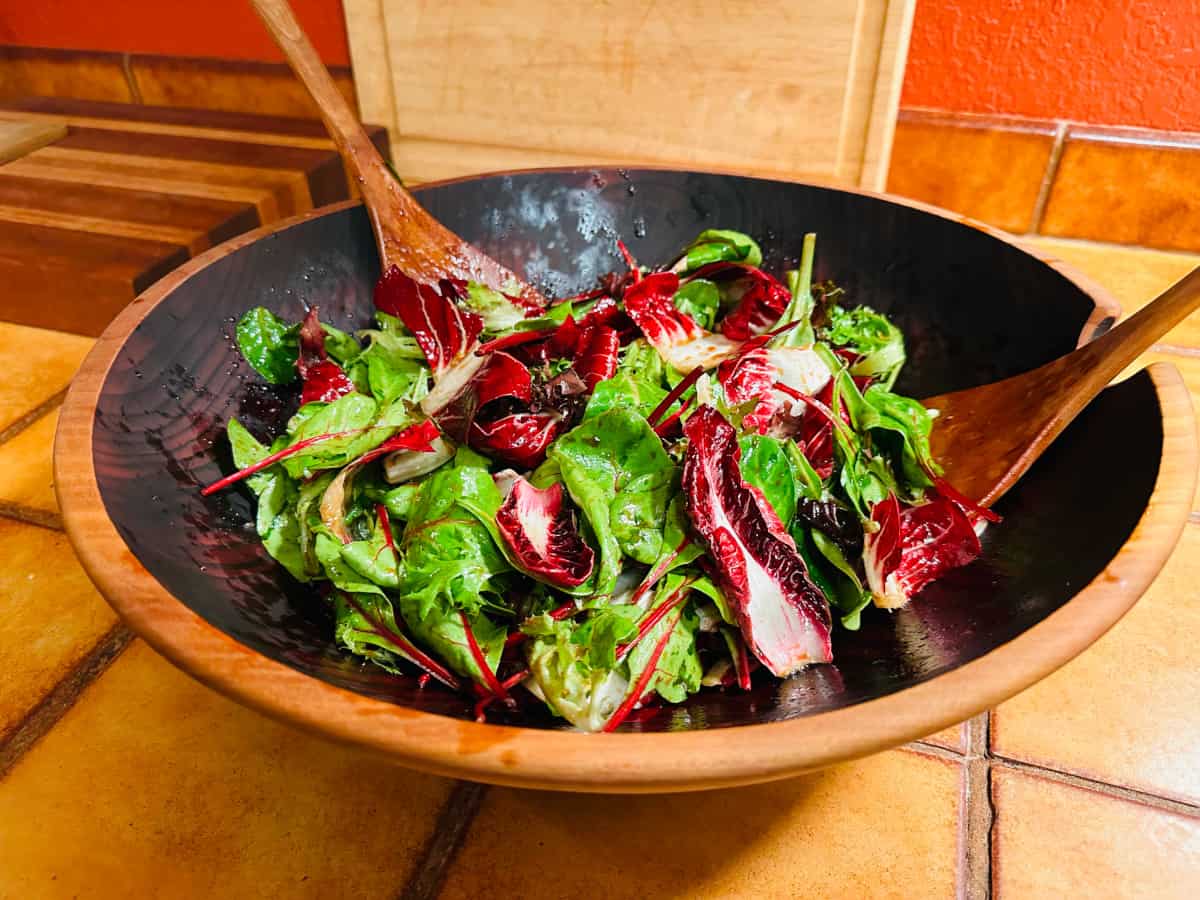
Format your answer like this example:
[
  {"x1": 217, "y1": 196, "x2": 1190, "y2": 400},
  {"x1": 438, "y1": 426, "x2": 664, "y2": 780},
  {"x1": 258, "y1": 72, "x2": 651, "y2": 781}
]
[{"x1": 203, "y1": 228, "x2": 993, "y2": 731}]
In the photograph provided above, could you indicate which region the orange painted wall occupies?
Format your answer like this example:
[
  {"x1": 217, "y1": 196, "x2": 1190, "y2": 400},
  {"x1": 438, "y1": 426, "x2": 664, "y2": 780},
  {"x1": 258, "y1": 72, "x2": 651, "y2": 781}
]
[
  {"x1": 902, "y1": 0, "x2": 1200, "y2": 131},
  {"x1": 0, "y1": 0, "x2": 351, "y2": 67}
]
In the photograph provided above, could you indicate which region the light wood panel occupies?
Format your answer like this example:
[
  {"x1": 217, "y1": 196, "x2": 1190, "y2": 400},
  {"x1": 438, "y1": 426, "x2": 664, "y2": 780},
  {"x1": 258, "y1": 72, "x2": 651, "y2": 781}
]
[{"x1": 345, "y1": 0, "x2": 915, "y2": 189}]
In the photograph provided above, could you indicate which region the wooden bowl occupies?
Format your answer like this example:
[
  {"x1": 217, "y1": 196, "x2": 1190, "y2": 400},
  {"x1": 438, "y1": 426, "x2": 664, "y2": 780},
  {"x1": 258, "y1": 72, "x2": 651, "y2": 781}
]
[{"x1": 56, "y1": 169, "x2": 1197, "y2": 792}]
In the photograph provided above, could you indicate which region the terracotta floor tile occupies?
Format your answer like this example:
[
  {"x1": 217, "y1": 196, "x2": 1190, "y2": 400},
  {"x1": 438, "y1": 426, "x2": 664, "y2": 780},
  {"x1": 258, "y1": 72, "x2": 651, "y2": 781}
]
[
  {"x1": 1023, "y1": 237, "x2": 1200, "y2": 347},
  {"x1": 0, "y1": 323, "x2": 93, "y2": 433},
  {"x1": 441, "y1": 749, "x2": 961, "y2": 900},
  {"x1": 991, "y1": 767, "x2": 1200, "y2": 898},
  {"x1": 921, "y1": 722, "x2": 967, "y2": 752},
  {"x1": 0, "y1": 406, "x2": 59, "y2": 513},
  {"x1": 1041, "y1": 130, "x2": 1200, "y2": 253},
  {"x1": 0, "y1": 640, "x2": 452, "y2": 899},
  {"x1": 992, "y1": 524, "x2": 1200, "y2": 803},
  {"x1": 0, "y1": 519, "x2": 117, "y2": 743},
  {"x1": 888, "y1": 114, "x2": 1055, "y2": 233}
]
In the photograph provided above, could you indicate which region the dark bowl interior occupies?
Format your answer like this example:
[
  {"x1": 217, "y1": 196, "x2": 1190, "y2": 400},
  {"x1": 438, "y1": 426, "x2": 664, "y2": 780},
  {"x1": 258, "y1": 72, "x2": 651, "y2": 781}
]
[{"x1": 92, "y1": 169, "x2": 1157, "y2": 732}]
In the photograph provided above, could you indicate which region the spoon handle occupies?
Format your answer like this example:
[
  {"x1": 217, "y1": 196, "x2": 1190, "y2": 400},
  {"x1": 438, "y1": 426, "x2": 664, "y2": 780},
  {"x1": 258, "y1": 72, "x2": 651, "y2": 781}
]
[
  {"x1": 1070, "y1": 265, "x2": 1200, "y2": 390},
  {"x1": 250, "y1": 0, "x2": 391, "y2": 203}
]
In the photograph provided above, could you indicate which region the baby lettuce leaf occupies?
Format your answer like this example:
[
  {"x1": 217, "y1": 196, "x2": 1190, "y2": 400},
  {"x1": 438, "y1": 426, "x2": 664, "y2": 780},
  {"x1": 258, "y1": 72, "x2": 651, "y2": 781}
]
[
  {"x1": 397, "y1": 598, "x2": 506, "y2": 687},
  {"x1": 397, "y1": 449, "x2": 512, "y2": 617},
  {"x1": 236, "y1": 307, "x2": 299, "y2": 384},
  {"x1": 672, "y1": 280, "x2": 721, "y2": 330},
  {"x1": 771, "y1": 233, "x2": 817, "y2": 350},
  {"x1": 462, "y1": 282, "x2": 527, "y2": 331},
  {"x1": 315, "y1": 532, "x2": 388, "y2": 597},
  {"x1": 523, "y1": 614, "x2": 631, "y2": 731},
  {"x1": 627, "y1": 574, "x2": 702, "y2": 703},
  {"x1": 819, "y1": 304, "x2": 905, "y2": 390},
  {"x1": 341, "y1": 513, "x2": 401, "y2": 590},
  {"x1": 619, "y1": 338, "x2": 667, "y2": 386},
  {"x1": 227, "y1": 419, "x2": 306, "y2": 581},
  {"x1": 795, "y1": 527, "x2": 871, "y2": 630},
  {"x1": 320, "y1": 323, "x2": 362, "y2": 367},
  {"x1": 584, "y1": 373, "x2": 667, "y2": 421},
  {"x1": 682, "y1": 229, "x2": 763, "y2": 272},
  {"x1": 280, "y1": 393, "x2": 380, "y2": 479},
  {"x1": 738, "y1": 434, "x2": 797, "y2": 527},
  {"x1": 549, "y1": 408, "x2": 676, "y2": 595},
  {"x1": 569, "y1": 605, "x2": 641, "y2": 669}
]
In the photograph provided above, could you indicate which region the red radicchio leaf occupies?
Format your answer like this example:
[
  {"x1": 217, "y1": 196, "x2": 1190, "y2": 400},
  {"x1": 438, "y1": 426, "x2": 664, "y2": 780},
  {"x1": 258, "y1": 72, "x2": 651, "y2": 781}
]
[
  {"x1": 495, "y1": 477, "x2": 594, "y2": 588},
  {"x1": 471, "y1": 412, "x2": 561, "y2": 470},
  {"x1": 623, "y1": 272, "x2": 697, "y2": 348},
  {"x1": 681, "y1": 405, "x2": 832, "y2": 675},
  {"x1": 374, "y1": 265, "x2": 482, "y2": 376},
  {"x1": 686, "y1": 262, "x2": 790, "y2": 341},
  {"x1": 572, "y1": 324, "x2": 620, "y2": 390},
  {"x1": 716, "y1": 338, "x2": 777, "y2": 434},
  {"x1": 433, "y1": 351, "x2": 532, "y2": 442},
  {"x1": 863, "y1": 492, "x2": 982, "y2": 609},
  {"x1": 297, "y1": 307, "x2": 356, "y2": 405}
]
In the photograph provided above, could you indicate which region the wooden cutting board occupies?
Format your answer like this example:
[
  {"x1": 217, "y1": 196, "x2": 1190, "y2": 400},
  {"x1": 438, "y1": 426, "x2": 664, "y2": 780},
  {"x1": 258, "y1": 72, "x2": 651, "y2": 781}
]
[
  {"x1": 0, "y1": 119, "x2": 66, "y2": 164},
  {"x1": 0, "y1": 97, "x2": 389, "y2": 336},
  {"x1": 345, "y1": 0, "x2": 915, "y2": 190}
]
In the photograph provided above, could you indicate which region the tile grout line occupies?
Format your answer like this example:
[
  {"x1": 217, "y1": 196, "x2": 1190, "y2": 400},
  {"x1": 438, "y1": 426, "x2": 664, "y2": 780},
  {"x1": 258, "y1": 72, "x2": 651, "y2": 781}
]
[
  {"x1": 991, "y1": 753, "x2": 1200, "y2": 818},
  {"x1": 0, "y1": 388, "x2": 67, "y2": 448},
  {"x1": 958, "y1": 713, "x2": 994, "y2": 900},
  {"x1": 0, "y1": 623, "x2": 133, "y2": 778},
  {"x1": 905, "y1": 739, "x2": 965, "y2": 761},
  {"x1": 1026, "y1": 120, "x2": 1068, "y2": 235},
  {"x1": 0, "y1": 500, "x2": 63, "y2": 531},
  {"x1": 398, "y1": 781, "x2": 489, "y2": 900}
]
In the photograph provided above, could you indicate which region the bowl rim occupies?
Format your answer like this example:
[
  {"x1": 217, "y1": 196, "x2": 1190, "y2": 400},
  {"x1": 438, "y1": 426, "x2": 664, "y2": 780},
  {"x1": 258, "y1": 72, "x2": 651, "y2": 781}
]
[{"x1": 54, "y1": 168, "x2": 1195, "y2": 792}]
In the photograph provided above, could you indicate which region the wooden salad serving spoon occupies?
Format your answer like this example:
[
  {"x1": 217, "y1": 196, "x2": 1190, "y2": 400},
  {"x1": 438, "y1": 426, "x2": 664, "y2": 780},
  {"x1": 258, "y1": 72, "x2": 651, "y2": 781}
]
[
  {"x1": 925, "y1": 266, "x2": 1200, "y2": 508},
  {"x1": 249, "y1": 0, "x2": 544, "y2": 307}
]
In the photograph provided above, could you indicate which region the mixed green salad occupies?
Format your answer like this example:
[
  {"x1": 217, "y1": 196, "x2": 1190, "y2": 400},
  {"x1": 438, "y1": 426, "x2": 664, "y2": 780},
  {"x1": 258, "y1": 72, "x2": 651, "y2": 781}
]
[{"x1": 203, "y1": 229, "x2": 995, "y2": 731}]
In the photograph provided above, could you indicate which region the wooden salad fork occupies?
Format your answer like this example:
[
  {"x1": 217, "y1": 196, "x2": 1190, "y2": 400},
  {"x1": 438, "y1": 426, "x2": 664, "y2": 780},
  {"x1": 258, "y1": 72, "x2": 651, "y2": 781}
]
[
  {"x1": 926, "y1": 266, "x2": 1200, "y2": 508},
  {"x1": 249, "y1": 0, "x2": 544, "y2": 306}
]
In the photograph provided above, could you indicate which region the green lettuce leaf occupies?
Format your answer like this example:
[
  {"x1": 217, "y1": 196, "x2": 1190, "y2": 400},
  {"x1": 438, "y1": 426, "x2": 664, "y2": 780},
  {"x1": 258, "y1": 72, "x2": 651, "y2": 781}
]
[
  {"x1": 227, "y1": 419, "x2": 306, "y2": 581},
  {"x1": 738, "y1": 434, "x2": 797, "y2": 526},
  {"x1": 236, "y1": 307, "x2": 298, "y2": 384},
  {"x1": 462, "y1": 282, "x2": 527, "y2": 331},
  {"x1": 320, "y1": 323, "x2": 362, "y2": 366},
  {"x1": 672, "y1": 279, "x2": 720, "y2": 330},
  {"x1": 397, "y1": 598, "x2": 506, "y2": 686},
  {"x1": 334, "y1": 592, "x2": 428, "y2": 675},
  {"x1": 681, "y1": 229, "x2": 763, "y2": 272},
  {"x1": 549, "y1": 408, "x2": 677, "y2": 594},
  {"x1": 627, "y1": 574, "x2": 702, "y2": 703},
  {"x1": 584, "y1": 373, "x2": 667, "y2": 421},
  {"x1": 523, "y1": 614, "x2": 630, "y2": 731},
  {"x1": 819, "y1": 304, "x2": 905, "y2": 390},
  {"x1": 280, "y1": 393, "x2": 381, "y2": 480},
  {"x1": 397, "y1": 449, "x2": 512, "y2": 617}
]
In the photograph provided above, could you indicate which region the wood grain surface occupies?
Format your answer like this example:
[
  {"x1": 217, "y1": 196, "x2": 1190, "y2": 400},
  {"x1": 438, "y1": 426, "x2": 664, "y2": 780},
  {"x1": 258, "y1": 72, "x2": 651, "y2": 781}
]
[
  {"x1": 53, "y1": 172, "x2": 1197, "y2": 791},
  {"x1": 346, "y1": 0, "x2": 915, "y2": 189},
  {"x1": 0, "y1": 97, "x2": 390, "y2": 336},
  {"x1": 0, "y1": 119, "x2": 66, "y2": 164}
]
